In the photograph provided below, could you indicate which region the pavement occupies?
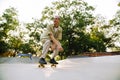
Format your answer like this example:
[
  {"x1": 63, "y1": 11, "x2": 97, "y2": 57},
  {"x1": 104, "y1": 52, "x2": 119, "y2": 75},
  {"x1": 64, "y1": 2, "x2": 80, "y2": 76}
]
[{"x1": 0, "y1": 55, "x2": 120, "y2": 80}]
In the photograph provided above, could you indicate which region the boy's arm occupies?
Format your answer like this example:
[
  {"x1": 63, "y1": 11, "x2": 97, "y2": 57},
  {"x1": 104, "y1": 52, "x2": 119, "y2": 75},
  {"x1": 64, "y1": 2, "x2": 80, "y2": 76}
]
[
  {"x1": 49, "y1": 32, "x2": 63, "y2": 52},
  {"x1": 49, "y1": 33, "x2": 59, "y2": 46}
]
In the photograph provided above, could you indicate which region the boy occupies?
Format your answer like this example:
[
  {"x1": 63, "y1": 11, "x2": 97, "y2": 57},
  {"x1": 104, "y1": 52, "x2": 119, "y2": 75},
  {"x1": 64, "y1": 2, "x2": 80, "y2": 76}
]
[{"x1": 39, "y1": 16, "x2": 63, "y2": 64}]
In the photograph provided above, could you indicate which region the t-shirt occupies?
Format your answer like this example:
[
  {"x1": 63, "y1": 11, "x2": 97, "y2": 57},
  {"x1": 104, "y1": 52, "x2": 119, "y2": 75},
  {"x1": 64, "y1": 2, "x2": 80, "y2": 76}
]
[{"x1": 40, "y1": 24, "x2": 62, "y2": 43}]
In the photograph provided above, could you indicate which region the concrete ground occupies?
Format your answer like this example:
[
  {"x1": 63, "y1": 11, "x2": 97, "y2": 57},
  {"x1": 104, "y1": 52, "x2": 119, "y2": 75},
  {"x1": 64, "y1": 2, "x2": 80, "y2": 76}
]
[{"x1": 0, "y1": 55, "x2": 120, "y2": 80}]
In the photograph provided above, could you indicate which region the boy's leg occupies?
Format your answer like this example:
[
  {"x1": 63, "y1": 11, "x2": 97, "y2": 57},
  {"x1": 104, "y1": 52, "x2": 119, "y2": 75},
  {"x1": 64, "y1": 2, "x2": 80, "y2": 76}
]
[
  {"x1": 39, "y1": 40, "x2": 51, "y2": 64},
  {"x1": 51, "y1": 47, "x2": 59, "y2": 59},
  {"x1": 51, "y1": 41, "x2": 62, "y2": 59},
  {"x1": 50, "y1": 48, "x2": 59, "y2": 64},
  {"x1": 41, "y1": 40, "x2": 51, "y2": 58},
  {"x1": 50, "y1": 42, "x2": 63, "y2": 64}
]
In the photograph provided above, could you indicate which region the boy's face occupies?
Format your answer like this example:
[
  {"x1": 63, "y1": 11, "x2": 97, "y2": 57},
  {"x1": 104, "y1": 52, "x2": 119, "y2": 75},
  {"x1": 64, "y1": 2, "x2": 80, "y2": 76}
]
[{"x1": 54, "y1": 18, "x2": 60, "y2": 27}]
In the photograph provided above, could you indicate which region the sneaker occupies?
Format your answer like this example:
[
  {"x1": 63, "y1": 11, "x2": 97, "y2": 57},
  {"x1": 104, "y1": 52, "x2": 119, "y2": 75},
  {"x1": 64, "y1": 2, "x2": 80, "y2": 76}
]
[
  {"x1": 49, "y1": 58, "x2": 58, "y2": 64},
  {"x1": 39, "y1": 58, "x2": 47, "y2": 64}
]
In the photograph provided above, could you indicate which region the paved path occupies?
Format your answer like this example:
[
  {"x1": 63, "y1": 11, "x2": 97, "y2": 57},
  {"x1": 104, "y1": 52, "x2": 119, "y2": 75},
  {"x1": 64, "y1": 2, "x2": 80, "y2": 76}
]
[{"x1": 0, "y1": 55, "x2": 120, "y2": 80}]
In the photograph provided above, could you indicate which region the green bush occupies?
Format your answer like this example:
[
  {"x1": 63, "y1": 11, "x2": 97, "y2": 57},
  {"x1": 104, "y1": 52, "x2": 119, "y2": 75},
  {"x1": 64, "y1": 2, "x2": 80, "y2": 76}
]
[
  {"x1": 19, "y1": 43, "x2": 35, "y2": 54},
  {"x1": 0, "y1": 41, "x2": 9, "y2": 53}
]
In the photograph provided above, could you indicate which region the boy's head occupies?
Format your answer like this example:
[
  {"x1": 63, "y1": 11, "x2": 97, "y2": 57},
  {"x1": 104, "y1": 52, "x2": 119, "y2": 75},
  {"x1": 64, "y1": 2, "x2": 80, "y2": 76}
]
[{"x1": 54, "y1": 16, "x2": 60, "y2": 27}]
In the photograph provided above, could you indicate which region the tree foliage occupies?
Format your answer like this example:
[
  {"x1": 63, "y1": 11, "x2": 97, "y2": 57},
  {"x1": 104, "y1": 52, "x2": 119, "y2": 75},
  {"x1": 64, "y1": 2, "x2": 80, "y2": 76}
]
[
  {"x1": 108, "y1": 5, "x2": 120, "y2": 50},
  {"x1": 0, "y1": 41, "x2": 9, "y2": 53},
  {"x1": 0, "y1": 1, "x2": 119, "y2": 57},
  {"x1": 0, "y1": 7, "x2": 19, "y2": 40},
  {"x1": 0, "y1": 7, "x2": 19, "y2": 54},
  {"x1": 41, "y1": 0, "x2": 96, "y2": 57},
  {"x1": 19, "y1": 43, "x2": 35, "y2": 54}
]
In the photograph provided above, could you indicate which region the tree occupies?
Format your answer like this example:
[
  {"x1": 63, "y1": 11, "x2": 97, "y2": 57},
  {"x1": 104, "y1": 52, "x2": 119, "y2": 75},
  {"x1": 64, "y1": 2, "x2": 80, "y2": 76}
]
[
  {"x1": 8, "y1": 36, "x2": 23, "y2": 53},
  {"x1": 40, "y1": 0, "x2": 95, "y2": 57},
  {"x1": 0, "y1": 41, "x2": 9, "y2": 53},
  {"x1": 25, "y1": 19, "x2": 45, "y2": 53},
  {"x1": 0, "y1": 7, "x2": 19, "y2": 54},
  {"x1": 0, "y1": 7, "x2": 19, "y2": 40},
  {"x1": 26, "y1": 19, "x2": 44, "y2": 42},
  {"x1": 86, "y1": 15, "x2": 114, "y2": 52},
  {"x1": 107, "y1": 3, "x2": 120, "y2": 51},
  {"x1": 19, "y1": 43, "x2": 35, "y2": 54}
]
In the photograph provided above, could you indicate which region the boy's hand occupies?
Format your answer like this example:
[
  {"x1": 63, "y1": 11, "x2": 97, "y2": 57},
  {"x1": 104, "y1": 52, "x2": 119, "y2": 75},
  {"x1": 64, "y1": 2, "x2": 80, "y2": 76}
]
[
  {"x1": 49, "y1": 32, "x2": 63, "y2": 52},
  {"x1": 48, "y1": 32, "x2": 53, "y2": 36}
]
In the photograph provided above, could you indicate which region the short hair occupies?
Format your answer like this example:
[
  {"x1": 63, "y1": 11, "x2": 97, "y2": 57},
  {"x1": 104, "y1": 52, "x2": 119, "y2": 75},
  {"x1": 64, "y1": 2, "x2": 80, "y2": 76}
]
[{"x1": 54, "y1": 16, "x2": 60, "y2": 19}]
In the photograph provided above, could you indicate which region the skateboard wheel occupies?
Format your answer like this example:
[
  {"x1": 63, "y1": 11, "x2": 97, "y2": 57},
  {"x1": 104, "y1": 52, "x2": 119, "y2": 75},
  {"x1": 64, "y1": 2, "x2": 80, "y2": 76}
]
[
  {"x1": 38, "y1": 64, "x2": 45, "y2": 68},
  {"x1": 51, "y1": 64, "x2": 56, "y2": 67}
]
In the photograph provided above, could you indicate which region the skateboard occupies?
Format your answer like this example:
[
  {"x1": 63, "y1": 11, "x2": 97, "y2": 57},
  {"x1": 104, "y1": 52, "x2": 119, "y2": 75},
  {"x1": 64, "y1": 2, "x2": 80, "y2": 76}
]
[{"x1": 38, "y1": 63, "x2": 57, "y2": 68}]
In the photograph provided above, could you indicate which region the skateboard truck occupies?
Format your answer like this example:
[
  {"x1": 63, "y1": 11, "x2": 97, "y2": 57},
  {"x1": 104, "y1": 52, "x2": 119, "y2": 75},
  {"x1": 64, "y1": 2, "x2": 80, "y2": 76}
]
[
  {"x1": 51, "y1": 63, "x2": 57, "y2": 67},
  {"x1": 38, "y1": 63, "x2": 45, "y2": 68}
]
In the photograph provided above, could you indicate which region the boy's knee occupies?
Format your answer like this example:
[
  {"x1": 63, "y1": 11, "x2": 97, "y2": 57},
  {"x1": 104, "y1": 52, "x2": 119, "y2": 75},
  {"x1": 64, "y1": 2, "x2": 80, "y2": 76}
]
[{"x1": 59, "y1": 48, "x2": 64, "y2": 52}]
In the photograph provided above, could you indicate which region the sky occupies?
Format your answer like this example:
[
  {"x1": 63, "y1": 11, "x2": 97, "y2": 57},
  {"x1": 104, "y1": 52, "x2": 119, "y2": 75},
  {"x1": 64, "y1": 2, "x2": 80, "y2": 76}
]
[{"x1": 0, "y1": 0, "x2": 120, "y2": 23}]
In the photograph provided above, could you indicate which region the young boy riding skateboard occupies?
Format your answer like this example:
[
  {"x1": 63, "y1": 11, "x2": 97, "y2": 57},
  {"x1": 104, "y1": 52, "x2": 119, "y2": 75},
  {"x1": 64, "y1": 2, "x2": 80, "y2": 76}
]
[{"x1": 39, "y1": 16, "x2": 63, "y2": 65}]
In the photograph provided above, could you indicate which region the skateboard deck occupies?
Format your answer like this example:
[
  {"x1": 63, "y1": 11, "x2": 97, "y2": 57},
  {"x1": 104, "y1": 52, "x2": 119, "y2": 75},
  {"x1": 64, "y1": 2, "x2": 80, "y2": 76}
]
[{"x1": 38, "y1": 63, "x2": 57, "y2": 68}]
